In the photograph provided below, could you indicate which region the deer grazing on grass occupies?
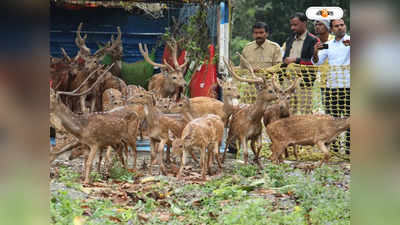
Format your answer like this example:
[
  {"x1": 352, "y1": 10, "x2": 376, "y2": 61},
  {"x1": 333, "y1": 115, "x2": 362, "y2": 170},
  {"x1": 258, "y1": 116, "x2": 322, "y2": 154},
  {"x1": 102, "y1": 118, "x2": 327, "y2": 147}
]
[
  {"x1": 169, "y1": 114, "x2": 224, "y2": 180},
  {"x1": 50, "y1": 67, "x2": 139, "y2": 184},
  {"x1": 222, "y1": 56, "x2": 278, "y2": 166},
  {"x1": 267, "y1": 115, "x2": 350, "y2": 166},
  {"x1": 138, "y1": 38, "x2": 188, "y2": 98}
]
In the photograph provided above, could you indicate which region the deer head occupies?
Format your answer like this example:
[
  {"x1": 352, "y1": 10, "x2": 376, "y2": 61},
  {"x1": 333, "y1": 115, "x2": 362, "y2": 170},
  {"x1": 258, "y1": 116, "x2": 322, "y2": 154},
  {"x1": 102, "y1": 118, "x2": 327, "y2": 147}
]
[
  {"x1": 138, "y1": 39, "x2": 188, "y2": 96},
  {"x1": 155, "y1": 96, "x2": 172, "y2": 113},
  {"x1": 271, "y1": 76, "x2": 299, "y2": 103},
  {"x1": 127, "y1": 89, "x2": 156, "y2": 108},
  {"x1": 75, "y1": 23, "x2": 91, "y2": 59},
  {"x1": 106, "y1": 26, "x2": 123, "y2": 60}
]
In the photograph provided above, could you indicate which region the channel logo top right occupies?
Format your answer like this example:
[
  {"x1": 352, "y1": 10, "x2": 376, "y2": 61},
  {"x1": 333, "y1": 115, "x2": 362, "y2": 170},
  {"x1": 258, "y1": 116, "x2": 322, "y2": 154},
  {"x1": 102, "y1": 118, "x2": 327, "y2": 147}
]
[{"x1": 306, "y1": 7, "x2": 343, "y2": 20}]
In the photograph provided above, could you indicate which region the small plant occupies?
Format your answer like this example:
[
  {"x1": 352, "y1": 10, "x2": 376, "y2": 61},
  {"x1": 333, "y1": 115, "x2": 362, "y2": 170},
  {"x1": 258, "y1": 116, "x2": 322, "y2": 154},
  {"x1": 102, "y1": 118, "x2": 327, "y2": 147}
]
[
  {"x1": 234, "y1": 164, "x2": 258, "y2": 177},
  {"x1": 57, "y1": 166, "x2": 81, "y2": 189},
  {"x1": 108, "y1": 160, "x2": 135, "y2": 182}
]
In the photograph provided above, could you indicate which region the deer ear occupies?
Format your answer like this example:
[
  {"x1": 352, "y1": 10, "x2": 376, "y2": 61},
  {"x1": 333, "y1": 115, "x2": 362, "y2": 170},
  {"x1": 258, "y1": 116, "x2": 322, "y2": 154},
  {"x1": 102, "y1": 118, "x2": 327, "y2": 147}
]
[{"x1": 168, "y1": 129, "x2": 176, "y2": 141}]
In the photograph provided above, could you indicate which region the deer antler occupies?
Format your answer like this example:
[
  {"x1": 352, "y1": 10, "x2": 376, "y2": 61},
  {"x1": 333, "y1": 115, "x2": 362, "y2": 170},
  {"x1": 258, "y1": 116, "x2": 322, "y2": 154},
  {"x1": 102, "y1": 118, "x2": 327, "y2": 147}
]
[
  {"x1": 75, "y1": 22, "x2": 87, "y2": 46},
  {"x1": 69, "y1": 64, "x2": 104, "y2": 94},
  {"x1": 284, "y1": 76, "x2": 299, "y2": 93},
  {"x1": 168, "y1": 37, "x2": 180, "y2": 70},
  {"x1": 138, "y1": 43, "x2": 167, "y2": 69},
  {"x1": 58, "y1": 63, "x2": 114, "y2": 97},
  {"x1": 223, "y1": 58, "x2": 263, "y2": 84},
  {"x1": 60, "y1": 48, "x2": 71, "y2": 62},
  {"x1": 237, "y1": 52, "x2": 257, "y2": 79},
  {"x1": 271, "y1": 76, "x2": 282, "y2": 92}
]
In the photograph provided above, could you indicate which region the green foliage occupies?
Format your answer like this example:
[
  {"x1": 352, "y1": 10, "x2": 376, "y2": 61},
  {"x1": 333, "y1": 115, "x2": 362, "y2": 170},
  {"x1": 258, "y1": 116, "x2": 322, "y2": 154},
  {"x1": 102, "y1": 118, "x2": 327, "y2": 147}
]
[
  {"x1": 58, "y1": 166, "x2": 82, "y2": 190},
  {"x1": 230, "y1": 37, "x2": 250, "y2": 65},
  {"x1": 232, "y1": 0, "x2": 350, "y2": 46},
  {"x1": 234, "y1": 164, "x2": 258, "y2": 177},
  {"x1": 219, "y1": 199, "x2": 270, "y2": 225},
  {"x1": 108, "y1": 160, "x2": 135, "y2": 182}
]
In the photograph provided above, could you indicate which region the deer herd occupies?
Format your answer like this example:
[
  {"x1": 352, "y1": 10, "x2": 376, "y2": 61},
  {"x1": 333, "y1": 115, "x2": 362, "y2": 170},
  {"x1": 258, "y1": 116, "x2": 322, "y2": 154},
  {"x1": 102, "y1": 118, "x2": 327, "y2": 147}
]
[{"x1": 50, "y1": 23, "x2": 350, "y2": 184}]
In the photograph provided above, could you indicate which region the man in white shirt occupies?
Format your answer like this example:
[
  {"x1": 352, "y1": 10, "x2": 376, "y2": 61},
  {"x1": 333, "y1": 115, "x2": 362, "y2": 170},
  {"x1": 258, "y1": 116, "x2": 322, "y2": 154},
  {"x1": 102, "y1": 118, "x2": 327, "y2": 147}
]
[{"x1": 312, "y1": 18, "x2": 350, "y2": 153}]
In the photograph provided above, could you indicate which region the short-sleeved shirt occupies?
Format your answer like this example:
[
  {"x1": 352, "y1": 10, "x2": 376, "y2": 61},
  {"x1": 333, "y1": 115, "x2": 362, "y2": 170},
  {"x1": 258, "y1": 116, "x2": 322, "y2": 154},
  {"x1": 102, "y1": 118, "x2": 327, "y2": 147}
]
[{"x1": 240, "y1": 39, "x2": 282, "y2": 69}]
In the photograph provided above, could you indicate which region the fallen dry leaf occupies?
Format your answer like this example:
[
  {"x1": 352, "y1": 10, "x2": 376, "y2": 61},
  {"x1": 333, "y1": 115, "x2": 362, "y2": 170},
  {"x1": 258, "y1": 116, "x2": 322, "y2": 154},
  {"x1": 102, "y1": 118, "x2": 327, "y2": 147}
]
[
  {"x1": 108, "y1": 216, "x2": 122, "y2": 222},
  {"x1": 138, "y1": 213, "x2": 149, "y2": 222},
  {"x1": 257, "y1": 189, "x2": 277, "y2": 195},
  {"x1": 158, "y1": 213, "x2": 171, "y2": 222},
  {"x1": 141, "y1": 176, "x2": 157, "y2": 184}
]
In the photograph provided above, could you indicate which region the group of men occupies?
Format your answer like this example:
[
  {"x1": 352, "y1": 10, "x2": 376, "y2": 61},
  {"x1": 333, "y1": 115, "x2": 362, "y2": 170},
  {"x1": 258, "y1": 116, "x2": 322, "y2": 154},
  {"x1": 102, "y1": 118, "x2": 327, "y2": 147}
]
[{"x1": 240, "y1": 12, "x2": 350, "y2": 153}]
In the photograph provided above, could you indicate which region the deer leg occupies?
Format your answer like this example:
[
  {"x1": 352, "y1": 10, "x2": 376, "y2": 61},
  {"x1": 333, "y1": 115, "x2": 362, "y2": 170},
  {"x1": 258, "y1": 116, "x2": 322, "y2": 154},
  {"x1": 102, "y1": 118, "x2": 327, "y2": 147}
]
[
  {"x1": 149, "y1": 139, "x2": 157, "y2": 174},
  {"x1": 117, "y1": 145, "x2": 127, "y2": 169},
  {"x1": 207, "y1": 147, "x2": 213, "y2": 176},
  {"x1": 317, "y1": 141, "x2": 330, "y2": 167},
  {"x1": 131, "y1": 140, "x2": 137, "y2": 171},
  {"x1": 165, "y1": 142, "x2": 171, "y2": 164},
  {"x1": 200, "y1": 146, "x2": 207, "y2": 181},
  {"x1": 105, "y1": 146, "x2": 113, "y2": 175},
  {"x1": 157, "y1": 139, "x2": 167, "y2": 175},
  {"x1": 241, "y1": 137, "x2": 249, "y2": 165},
  {"x1": 90, "y1": 97, "x2": 96, "y2": 112},
  {"x1": 294, "y1": 145, "x2": 299, "y2": 161},
  {"x1": 177, "y1": 150, "x2": 187, "y2": 180},
  {"x1": 80, "y1": 95, "x2": 88, "y2": 113},
  {"x1": 189, "y1": 150, "x2": 199, "y2": 163},
  {"x1": 251, "y1": 139, "x2": 263, "y2": 169},
  {"x1": 97, "y1": 148, "x2": 104, "y2": 174},
  {"x1": 222, "y1": 139, "x2": 229, "y2": 163},
  {"x1": 84, "y1": 146, "x2": 99, "y2": 184},
  {"x1": 214, "y1": 142, "x2": 223, "y2": 175}
]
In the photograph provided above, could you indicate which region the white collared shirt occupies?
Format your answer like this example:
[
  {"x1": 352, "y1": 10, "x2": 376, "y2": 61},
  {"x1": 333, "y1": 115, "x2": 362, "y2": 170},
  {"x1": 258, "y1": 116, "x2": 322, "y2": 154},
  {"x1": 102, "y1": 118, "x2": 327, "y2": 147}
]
[{"x1": 312, "y1": 34, "x2": 350, "y2": 88}]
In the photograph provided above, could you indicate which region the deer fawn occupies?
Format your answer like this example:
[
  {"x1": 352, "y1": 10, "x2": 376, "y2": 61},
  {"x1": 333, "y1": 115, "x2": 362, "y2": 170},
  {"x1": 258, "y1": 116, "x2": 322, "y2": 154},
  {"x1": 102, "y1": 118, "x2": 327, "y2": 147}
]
[{"x1": 169, "y1": 114, "x2": 224, "y2": 180}]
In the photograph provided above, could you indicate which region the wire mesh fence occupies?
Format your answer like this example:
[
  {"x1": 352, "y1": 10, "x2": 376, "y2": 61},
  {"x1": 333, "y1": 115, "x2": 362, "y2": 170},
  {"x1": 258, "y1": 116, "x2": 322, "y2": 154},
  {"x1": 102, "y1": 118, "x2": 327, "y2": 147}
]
[{"x1": 233, "y1": 63, "x2": 350, "y2": 160}]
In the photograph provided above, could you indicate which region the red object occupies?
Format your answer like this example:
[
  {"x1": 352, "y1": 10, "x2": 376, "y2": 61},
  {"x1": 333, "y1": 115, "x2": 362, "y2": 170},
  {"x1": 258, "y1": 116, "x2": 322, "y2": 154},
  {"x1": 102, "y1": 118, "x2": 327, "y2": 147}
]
[{"x1": 189, "y1": 45, "x2": 218, "y2": 98}]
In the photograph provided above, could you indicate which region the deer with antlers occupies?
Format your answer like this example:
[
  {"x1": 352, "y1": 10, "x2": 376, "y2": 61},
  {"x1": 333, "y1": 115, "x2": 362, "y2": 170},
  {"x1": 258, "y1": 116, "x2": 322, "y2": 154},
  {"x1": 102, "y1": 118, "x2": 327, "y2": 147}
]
[
  {"x1": 138, "y1": 38, "x2": 188, "y2": 99},
  {"x1": 264, "y1": 76, "x2": 300, "y2": 159},
  {"x1": 221, "y1": 55, "x2": 278, "y2": 166},
  {"x1": 50, "y1": 65, "x2": 140, "y2": 184}
]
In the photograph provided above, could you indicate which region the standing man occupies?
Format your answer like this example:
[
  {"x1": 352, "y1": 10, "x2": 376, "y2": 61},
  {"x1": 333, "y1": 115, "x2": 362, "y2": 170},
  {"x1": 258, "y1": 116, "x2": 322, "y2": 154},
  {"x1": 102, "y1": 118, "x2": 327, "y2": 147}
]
[
  {"x1": 240, "y1": 22, "x2": 282, "y2": 70},
  {"x1": 282, "y1": 12, "x2": 320, "y2": 114},
  {"x1": 312, "y1": 18, "x2": 350, "y2": 154},
  {"x1": 314, "y1": 19, "x2": 335, "y2": 49}
]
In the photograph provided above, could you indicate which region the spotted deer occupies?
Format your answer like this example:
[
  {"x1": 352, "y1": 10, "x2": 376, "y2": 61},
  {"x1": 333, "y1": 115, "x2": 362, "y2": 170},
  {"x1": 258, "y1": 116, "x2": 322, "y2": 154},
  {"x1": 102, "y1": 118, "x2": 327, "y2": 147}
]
[
  {"x1": 264, "y1": 77, "x2": 299, "y2": 159},
  {"x1": 169, "y1": 114, "x2": 224, "y2": 180},
  {"x1": 138, "y1": 38, "x2": 188, "y2": 98},
  {"x1": 267, "y1": 115, "x2": 350, "y2": 166},
  {"x1": 222, "y1": 56, "x2": 278, "y2": 166},
  {"x1": 127, "y1": 89, "x2": 190, "y2": 175},
  {"x1": 50, "y1": 67, "x2": 139, "y2": 184}
]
